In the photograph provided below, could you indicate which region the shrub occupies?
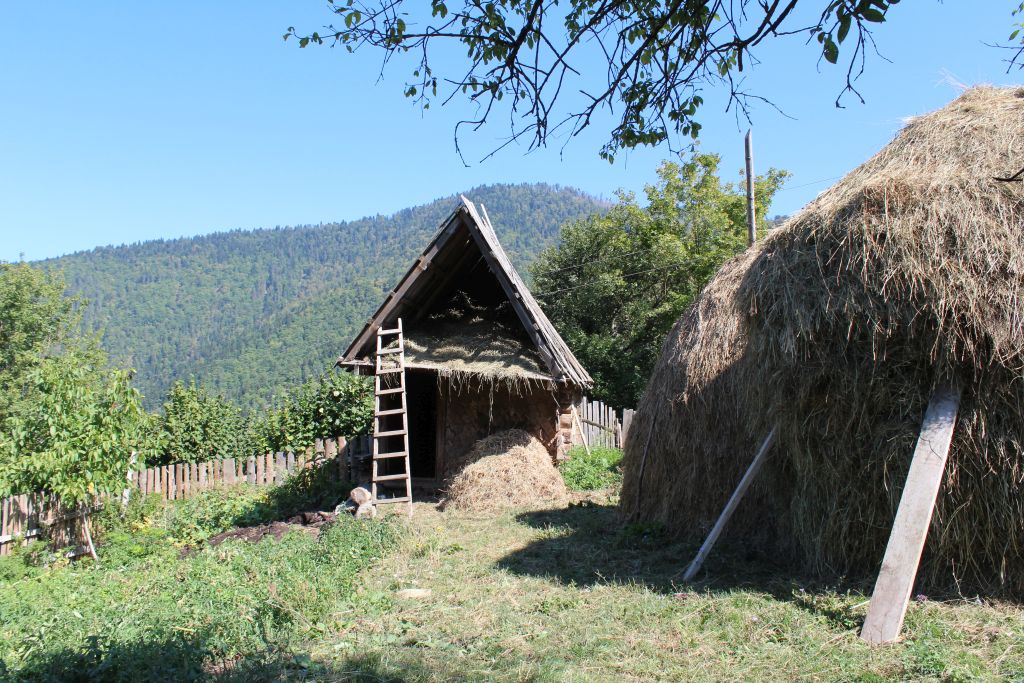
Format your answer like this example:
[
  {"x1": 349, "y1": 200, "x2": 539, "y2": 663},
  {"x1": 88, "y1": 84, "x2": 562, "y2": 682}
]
[
  {"x1": 559, "y1": 446, "x2": 623, "y2": 490},
  {"x1": 254, "y1": 368, "x2": 373, "y2": 454},
  {"x1": 152, "y1": 380, "x2": 256, "y2": 465}
]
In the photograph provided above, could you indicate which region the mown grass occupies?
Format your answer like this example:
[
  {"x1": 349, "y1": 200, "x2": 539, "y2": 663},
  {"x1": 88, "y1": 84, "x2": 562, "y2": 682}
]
[
  {"x1": 2, "y1": 484, "x2": 1022, "y2": 681},
  {"x1": 298, "y1": 493, "x2": 1024, "y2": 682}
]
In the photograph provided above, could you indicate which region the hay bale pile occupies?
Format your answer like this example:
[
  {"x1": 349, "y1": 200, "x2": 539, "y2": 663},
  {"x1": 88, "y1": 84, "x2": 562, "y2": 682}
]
[
  {"x1": 443, "y1": 429, "x2": 568, "y2": 512},
  {"x1": 621, "y1": 86, "x2": 1024, "y2": 596}
]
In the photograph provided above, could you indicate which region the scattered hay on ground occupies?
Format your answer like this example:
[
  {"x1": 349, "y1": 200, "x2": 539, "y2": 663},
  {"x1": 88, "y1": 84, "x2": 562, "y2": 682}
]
[{"x1": 442, "y1": 429, "x2": 568, "y2": 513}]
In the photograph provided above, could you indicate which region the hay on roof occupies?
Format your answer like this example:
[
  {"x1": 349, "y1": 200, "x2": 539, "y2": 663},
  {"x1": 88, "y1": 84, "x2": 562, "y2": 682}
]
[
  {"x1": 620, "y1": 86, "x2": 1024, "y2": 596},
  {"x1": 400, "y1": 292, "x2": 554, "y2": 388}
]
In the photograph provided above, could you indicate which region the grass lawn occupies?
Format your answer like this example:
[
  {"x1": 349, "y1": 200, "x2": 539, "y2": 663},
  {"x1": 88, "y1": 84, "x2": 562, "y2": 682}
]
[
  {"x1": 1, "y1": 486, "x2": 1022, "y2": 681},
  {"x1": 309, "y1": 491, "x2": 1023, "y2": 683}
]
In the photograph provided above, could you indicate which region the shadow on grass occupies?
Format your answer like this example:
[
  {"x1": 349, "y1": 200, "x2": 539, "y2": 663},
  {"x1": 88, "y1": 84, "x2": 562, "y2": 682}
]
[
  {"x1": 5, "y1": 632, "x2": 463, "y2": 683},
  {"x1": 496, "y1": 499, "x2": 873, "y2": 627}
]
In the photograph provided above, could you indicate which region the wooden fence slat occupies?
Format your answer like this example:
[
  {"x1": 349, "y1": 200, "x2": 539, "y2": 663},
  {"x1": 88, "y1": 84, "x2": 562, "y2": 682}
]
[
  {"x1": 275, "y1": 453, "x2": 286, "y2": 483},
  {"x1": 12, "y1": 496, "x2": 24, "y2": 542},
  {"x1": 287, "y1": 452, "x2": 295, "y2": 474},
  {"x1": 257, "y1": 454, "x2": 266, "y2": 486},
  {"x1": 223, "y1": 458, "x2": 235, "y2": 485},
  {"x1": 247, "y1": 456, "x2": 256, "y2": 484}
]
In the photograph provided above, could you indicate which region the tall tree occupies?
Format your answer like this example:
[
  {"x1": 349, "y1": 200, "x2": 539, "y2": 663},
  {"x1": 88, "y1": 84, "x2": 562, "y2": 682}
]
[
  {"x1": 531, "y1": 155, "x2": 787, "y2": 407},
  {"x1": 0, "y1": 264, "x2": 97, "y2": 422},
  {"x1": 288, "y1": 0, "x2": 904, "y2": 160}
]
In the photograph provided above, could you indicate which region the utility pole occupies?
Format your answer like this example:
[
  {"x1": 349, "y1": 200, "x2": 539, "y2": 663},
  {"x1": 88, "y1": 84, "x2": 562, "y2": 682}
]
[{"x1": 745, "y1": 129, "x2": 756, "y2": 246}]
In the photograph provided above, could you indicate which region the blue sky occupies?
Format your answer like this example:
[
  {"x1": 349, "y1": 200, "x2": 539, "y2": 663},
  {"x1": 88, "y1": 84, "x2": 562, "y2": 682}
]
[{"x1": 1, "y1": 2, "x2": 1020, "y2": 261}]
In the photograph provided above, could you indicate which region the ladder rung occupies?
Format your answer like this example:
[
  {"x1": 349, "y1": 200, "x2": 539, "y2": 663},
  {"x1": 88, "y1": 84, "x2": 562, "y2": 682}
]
[
  {"x1": 376, "y1": 347, "x2": 403, "y2": 355},
  {"x1": 376, "y1": 428, "x2": 407, "y2": 438},
  {"x1": 374, "y1": 451, "x2": 408, "y2": 460},
  {"x1": 376, "y1": 366, "x2": 403, "y2": 374},
  {"x1": 378, "y1": 327, "x2": 402, "y2": 335},
  {"x1": 374, "y1": 473, "x2": 409, "y2": 482},
  {"x1": 375, "y1": 408, "x2": 406, "y2": 417},
  {"x1": 374, "y1": 496, "x2": 411, "y2": 504},
  {"x1": 376, "y1": 386, "x2": 405, "y2": 395}
]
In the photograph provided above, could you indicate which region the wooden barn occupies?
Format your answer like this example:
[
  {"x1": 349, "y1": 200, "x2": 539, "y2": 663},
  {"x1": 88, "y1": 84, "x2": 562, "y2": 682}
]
[{"x1": 338, "y1": 197, "x2": 592, "y2": 492}]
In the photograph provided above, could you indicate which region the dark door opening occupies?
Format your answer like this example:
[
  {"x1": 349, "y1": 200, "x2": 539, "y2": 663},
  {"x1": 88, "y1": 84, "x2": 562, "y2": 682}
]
[{"x1": 405, "y1": 371, "x2": 438, "y2": 480}]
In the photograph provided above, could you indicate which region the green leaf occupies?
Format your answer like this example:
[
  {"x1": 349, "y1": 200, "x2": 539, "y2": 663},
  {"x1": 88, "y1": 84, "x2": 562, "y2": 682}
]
[
  {"x1": 823, "y1": 38, "x2": 839, "y2": 64},
  {"x1": 861, "y1": 8, "x2": 885, "y2": 22},
  {"x1": 837, "y1": 15, "x2": 852, "y2": 43}
]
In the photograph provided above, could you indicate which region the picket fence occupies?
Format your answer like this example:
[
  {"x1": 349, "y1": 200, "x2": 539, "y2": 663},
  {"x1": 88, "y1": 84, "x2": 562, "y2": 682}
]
[
  {"x1": 575, "y1": 397, "x2": 635, "y2": 449},
  {"x1": 0, "y1": 435, "x2": 371, "y2": 556}
]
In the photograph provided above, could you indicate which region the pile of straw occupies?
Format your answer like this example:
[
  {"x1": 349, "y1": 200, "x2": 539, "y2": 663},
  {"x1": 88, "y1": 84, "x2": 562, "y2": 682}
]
[
  {"x1": 621, "y1": 86, "x2": 1024, "y2": 595},
  {"x1": 443, "y1": 429, "x2": 568, "y2": 512}
]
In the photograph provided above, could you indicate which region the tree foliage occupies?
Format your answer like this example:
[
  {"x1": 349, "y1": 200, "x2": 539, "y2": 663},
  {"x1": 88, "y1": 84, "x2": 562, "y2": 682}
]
[
  {"x1": 255, "y1": 368, "x2": 373, "y2": 454},
  {"x1": 531, "y1": 156, "x2": 787, "y2": 407},
  {"x1": 0, "y1": 353, "x2": 153, "y2": 503},
  {"x1": 288, "y1": 0, "x2": 902, "y2": 160},
  {"x1": 151, "y1": 380, "x2": 256, "y2": 466},
  {"x1": 0, "y1": 264, "x2": 94, "y2": 423}
]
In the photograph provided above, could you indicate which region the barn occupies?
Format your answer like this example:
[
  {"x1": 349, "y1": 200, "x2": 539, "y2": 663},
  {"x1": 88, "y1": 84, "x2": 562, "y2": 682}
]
[{"x1": 338, "y1": 197, "x2": 592, "y2": 490}]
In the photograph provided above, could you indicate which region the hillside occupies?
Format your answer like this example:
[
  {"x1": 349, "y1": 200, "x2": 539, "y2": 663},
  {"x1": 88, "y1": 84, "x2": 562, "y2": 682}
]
[{"x1": 42, "y1": 184, "x2": 606, "y2": 409}]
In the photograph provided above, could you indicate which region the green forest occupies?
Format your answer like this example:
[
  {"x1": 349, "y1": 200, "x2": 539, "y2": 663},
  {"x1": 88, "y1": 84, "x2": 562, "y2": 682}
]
[{"x1": 41, "y1": 184, "x2": 605, "y2": 410}]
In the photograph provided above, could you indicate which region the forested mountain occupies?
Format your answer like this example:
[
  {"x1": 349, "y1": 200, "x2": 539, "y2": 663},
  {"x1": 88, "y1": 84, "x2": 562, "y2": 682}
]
[{"x1": 41, "y1": 184, "x2": 605, "y2": 409}]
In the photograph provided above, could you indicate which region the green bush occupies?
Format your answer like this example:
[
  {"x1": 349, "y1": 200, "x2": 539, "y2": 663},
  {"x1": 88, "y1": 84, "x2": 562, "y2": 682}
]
[
  {"x1": 559, "y1": 446, "x2": 623, "y2": 490},
  {"x1": 151, "y1": 380, "x2": 256, "y2": 466},
  {"x1": 255, "y1": 368, "x2": 373, "y2": 454}
]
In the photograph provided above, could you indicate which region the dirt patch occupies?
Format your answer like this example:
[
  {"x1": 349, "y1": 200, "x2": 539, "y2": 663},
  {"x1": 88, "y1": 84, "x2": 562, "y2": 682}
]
[{"x1": 205, "y1": 511, "x2": 338, "y2": 547}]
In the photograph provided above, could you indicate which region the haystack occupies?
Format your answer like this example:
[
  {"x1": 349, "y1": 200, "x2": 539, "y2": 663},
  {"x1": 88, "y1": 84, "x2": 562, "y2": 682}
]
[
  {"x1": 443, "y1": 429, "x2": 569, "y2": 512},
  {"x1": 621, "y1": 86, "x2": 1024, "y2": 595}
]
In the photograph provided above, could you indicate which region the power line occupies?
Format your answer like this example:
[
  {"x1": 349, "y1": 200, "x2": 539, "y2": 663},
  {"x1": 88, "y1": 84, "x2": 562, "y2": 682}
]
[{"x1": 776, "y1": 176, "x2": 841, "y2": 192}]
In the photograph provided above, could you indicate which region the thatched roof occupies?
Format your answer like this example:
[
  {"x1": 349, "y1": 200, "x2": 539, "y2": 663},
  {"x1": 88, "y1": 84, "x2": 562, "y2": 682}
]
[
  {"x1": 620, "y1": 86, "x2": 1024, "y2": 595},
  {"x1": 339, "y1": 197, "x2": 592, "y2": 387}
]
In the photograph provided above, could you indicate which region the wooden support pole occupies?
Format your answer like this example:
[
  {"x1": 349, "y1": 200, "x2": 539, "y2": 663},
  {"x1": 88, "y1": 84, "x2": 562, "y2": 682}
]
[
  {"x1": 683, "y1": 427, "x2": 777, "y2": 582},
  {"x1": 745, "y1": 129, "x2": 756, "y2": 246},
  {"x1": 571, "y1": 405, "x2": 590, "y2": 455},
  {"x1": 861, "y1": 384, "x2": 961, "y2": 645}
]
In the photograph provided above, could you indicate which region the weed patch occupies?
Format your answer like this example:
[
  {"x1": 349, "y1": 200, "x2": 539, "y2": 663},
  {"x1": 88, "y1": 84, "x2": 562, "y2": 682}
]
[
  {"x1": 559, "y1": 446, "x2": 622, "y2": 491},
  {"x1": 0, "y1": 487, "x2": 397, "y2": 681}
]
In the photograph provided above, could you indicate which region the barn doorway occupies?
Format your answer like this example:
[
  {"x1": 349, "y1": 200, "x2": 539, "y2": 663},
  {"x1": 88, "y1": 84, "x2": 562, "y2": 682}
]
[{"x1": 405, "y1": 370, "x2": 438, "y2": 481}]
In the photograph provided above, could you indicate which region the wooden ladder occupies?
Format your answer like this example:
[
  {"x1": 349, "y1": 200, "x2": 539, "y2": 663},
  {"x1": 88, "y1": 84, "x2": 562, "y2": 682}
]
[{"x1": 372, "y1": 318, "x2": 413, "y2": 515}]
